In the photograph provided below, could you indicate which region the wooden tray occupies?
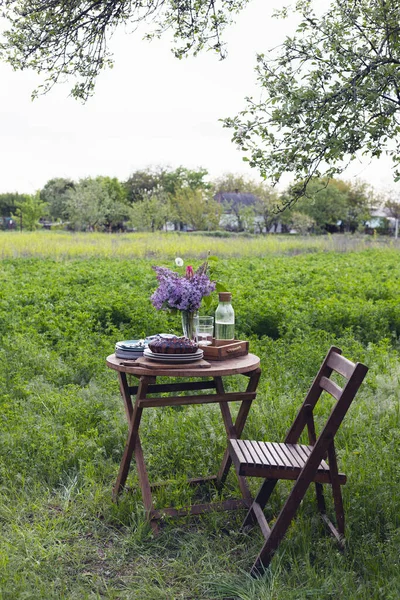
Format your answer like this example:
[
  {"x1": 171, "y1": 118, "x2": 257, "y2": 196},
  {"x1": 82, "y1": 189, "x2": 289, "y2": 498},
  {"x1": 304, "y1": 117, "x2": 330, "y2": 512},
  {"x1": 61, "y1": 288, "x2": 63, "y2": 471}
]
[{"x1": 202, "y1": 339, "x2": 249, "y2": 361}]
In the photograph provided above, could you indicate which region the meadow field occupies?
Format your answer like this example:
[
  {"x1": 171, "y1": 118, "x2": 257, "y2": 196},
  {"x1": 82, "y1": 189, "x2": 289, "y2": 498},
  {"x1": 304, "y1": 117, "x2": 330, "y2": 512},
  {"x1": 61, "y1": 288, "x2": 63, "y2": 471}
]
[{"x1": 0, "y1": 232, "x2": 399, "y2": 599}]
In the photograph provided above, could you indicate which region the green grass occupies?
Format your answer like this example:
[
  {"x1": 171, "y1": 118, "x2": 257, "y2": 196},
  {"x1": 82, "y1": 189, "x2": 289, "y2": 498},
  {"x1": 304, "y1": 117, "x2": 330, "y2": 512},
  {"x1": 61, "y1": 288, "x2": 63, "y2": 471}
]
[
  {"x1": 1, "y1": 230, "x2": 400, "y2": 260},
  {"x1": 0, "y1": 233, "x2": 399, "y2": 599}
]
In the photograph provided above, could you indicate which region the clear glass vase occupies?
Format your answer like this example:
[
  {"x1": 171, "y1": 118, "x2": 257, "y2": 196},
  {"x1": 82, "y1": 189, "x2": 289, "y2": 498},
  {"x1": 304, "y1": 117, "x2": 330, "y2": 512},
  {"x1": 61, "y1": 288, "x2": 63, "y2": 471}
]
[{"x1": 181, "y1": 310, "x2": 199, "y2": 341}]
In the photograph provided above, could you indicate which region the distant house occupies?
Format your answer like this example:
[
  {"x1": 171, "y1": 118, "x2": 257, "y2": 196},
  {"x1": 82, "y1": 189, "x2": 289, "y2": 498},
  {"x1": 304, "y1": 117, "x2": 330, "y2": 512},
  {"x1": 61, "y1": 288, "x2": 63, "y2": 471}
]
[
  {"x1": 214, "y1": 190, "x2": 259, "y2": 231},
  {"x1": 214, "y1": 190, "x2": 282, "y2": 232},
  {"x1": 0, "y1": 217, "x2": 16, "y2": 230},
  {"x1": 365, "y1": 205, "x2": 396, "y2": 233},
  {"x1": 214, "y1": 190, "x2": 259, "y2": 208}
]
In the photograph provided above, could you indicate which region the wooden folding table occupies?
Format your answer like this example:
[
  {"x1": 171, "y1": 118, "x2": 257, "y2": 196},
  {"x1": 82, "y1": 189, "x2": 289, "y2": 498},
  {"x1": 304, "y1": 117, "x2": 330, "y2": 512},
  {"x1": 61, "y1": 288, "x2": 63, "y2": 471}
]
[{"x1": 106, "y1": 353, "x2": 261, "y2": 532}]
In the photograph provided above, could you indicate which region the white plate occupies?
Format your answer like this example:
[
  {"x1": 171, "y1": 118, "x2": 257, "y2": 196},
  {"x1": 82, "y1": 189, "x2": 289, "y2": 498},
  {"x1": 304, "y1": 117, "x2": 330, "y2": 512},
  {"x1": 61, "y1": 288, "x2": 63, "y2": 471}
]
[
  {"x1": 143, "y1": 349, "x2": 203, "y2": 363},
  {"x1": 115, "y1": 351, "x2": 143, "y2": 359}
]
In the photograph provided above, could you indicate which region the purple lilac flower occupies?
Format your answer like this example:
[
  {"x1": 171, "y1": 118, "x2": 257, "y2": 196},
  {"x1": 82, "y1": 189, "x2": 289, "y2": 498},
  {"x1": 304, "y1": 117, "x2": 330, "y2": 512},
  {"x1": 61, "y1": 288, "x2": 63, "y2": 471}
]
[{"x1": 151, "y1": 266, "x2": 216, "y2": 312}]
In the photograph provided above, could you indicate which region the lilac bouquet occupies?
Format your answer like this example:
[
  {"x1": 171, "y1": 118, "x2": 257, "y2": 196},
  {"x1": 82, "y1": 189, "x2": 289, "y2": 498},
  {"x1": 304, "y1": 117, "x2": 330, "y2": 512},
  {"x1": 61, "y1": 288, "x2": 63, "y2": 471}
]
[{"x1": 151, "y1": 259, "x2": 216, "y2": 313}]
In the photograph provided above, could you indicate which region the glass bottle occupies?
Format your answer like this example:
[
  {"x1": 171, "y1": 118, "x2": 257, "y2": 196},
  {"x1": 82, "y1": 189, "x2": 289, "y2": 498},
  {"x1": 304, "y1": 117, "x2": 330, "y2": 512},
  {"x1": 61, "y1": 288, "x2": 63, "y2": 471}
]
[{"x1": 215, "y1": 292, "x2": 235, "y2": 340}]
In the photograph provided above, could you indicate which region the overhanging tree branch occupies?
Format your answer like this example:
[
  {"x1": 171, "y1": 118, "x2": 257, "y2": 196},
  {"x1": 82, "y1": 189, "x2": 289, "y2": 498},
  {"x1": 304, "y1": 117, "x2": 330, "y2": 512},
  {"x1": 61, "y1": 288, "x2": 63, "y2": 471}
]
[
  {"x1": 0, "y1": 0, "x2": 251, "y2": 100},
  {"x1": 224, "y1": 0, "x2": 400, "y2": 208}
]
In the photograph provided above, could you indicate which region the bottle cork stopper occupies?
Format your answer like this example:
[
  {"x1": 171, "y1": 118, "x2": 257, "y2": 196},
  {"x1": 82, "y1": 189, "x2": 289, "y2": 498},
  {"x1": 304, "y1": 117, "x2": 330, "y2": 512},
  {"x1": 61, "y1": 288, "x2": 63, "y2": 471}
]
[{"x1": 218, "y1": 292, "x2": 232, "y2": 302}]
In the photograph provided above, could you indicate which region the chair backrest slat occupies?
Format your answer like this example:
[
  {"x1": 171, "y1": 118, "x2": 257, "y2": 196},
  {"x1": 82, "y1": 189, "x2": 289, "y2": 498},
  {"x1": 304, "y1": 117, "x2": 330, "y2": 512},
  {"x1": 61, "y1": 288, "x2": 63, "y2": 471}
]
[
  {"x1": 320, "y1": 375, "x2": 342, "y2": 400},
  {"x1": 327, "y1": 351, "x2": 355, "y2": 379}
]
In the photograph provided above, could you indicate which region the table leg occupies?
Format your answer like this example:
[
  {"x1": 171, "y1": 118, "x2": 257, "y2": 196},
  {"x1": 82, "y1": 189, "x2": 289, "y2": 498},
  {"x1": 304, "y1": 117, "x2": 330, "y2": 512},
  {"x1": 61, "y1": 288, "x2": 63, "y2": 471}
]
[
  {"x1": 118, "y1": 372, "x2": 133, "y2": 421},
  {"x1": 134, "y1": 434, "x2": 158, "y2": 534},
  {"x1": 113, "y1": 375, "x2": 149, "y2": 500},
  {"x1": 216, "y1": 368, "x2": 261, "y2": 489}
]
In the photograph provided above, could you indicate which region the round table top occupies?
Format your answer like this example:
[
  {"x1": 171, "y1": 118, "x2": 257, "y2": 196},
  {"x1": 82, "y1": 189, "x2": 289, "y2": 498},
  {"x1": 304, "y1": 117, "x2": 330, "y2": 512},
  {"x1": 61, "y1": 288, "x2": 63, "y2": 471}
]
[{"x1": 106, "y1": 353, "x2": 260, "y2": 378}]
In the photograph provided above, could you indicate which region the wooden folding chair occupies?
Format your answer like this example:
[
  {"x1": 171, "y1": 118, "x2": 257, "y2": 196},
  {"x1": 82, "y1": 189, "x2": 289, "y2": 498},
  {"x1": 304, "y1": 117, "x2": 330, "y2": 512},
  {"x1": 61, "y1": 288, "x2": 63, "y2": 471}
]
[{"x1": 228, "y1": 346, "x2": 368, "y2": 576}]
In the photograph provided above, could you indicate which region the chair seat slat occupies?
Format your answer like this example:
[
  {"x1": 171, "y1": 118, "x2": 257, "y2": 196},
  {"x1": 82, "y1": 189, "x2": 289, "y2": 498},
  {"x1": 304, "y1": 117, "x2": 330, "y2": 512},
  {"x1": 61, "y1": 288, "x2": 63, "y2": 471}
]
[
  {"x1": 266, "y1": 442, "x2": 287, "y2": 468},
  {"x1": 271, "y1": 443, "x2": 294, "y2": 468},
  {"x1": 230, "y1": 438, "x2": 247, "y2": 465},
  {"x1": 249, "y1": 441, "x2": 267, "y2": 466},
  {"x1": 289, "y1": 443, "x2": 310, "y2": 465},
  {"x1": 232, "y1": 440, "x2": 335, "y2": 474},
  {"x1": 283, "y1": 443, "x2": 305, "y2": 468},
  {"x1": 239, "y1": 439, "x2": 255, "y2": 465},
  {"x1": 243, "y1": 440, "x2": 260, "y2": 465},
  {"x1": 305, "y1": 444, "x2": 329, "y2": 470},
  {"x1": 256, "y1": 441, "x2": 276, "y2": 465}
]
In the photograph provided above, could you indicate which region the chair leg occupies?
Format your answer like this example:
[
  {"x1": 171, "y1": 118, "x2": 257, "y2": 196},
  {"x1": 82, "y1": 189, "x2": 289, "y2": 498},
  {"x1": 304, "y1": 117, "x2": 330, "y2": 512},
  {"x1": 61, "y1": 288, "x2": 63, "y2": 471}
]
[
  {"x1": 250, "y1": 466, "x2": 320, "y2": 576},
  {"x1": 242, "y1": 479, "x2": 278, "y2": 530},
  {"x1": 315, "y1": 481, "x2": 327, "y2": 514},
  {"x1": 326, "y1": 443, "x2": 345, "y2": 537},
  {"x1": 250, "y1": 497, "x2": 299, "y2": 576}
]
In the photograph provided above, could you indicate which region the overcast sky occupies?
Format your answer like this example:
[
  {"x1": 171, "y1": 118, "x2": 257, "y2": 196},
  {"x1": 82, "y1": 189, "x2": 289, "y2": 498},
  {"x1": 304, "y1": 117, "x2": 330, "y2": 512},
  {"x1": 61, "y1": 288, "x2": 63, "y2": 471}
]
[{"x1": 0, "y1": 0, "x2": 398, "y2": 195}]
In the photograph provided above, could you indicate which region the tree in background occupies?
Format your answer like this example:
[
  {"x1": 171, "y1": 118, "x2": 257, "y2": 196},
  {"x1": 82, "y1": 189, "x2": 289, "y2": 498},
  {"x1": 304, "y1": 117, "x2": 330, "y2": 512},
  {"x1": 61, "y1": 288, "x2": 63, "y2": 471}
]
[
  {"x1": 125, "y1": 168, "x2": 166, "y2": 205},
  {"x1": 64, "y1": 178, "x2": 128, "y2": 231},
  {"x1": 224, "y1": 0, "x2": 400, "y2": 205},
  {"x1": 0, "y1": 192, "x2": 30, "y2": 217},
  {"x1": 173, "y1": 187, "x2": 221, "y2": 231},
  {"x1": 281, "y1": 179, "x2": 373, "y2": 233},
  {"x1": 162, "y1": 167, "x2": 211, "y2": 196},
  {"x1": 253, "y1": 184, "x2": 280, "y2": 233},
  {"x1": 166, "y1": 167, "x2": 212, "y2": 230},
  {"x1": 40, "y1": 178, "x2": 75, "y2": 221},
  {"x1": 95, "y1": 176, "x2": 129, "y2": 230},
  {"x1": 13, "y1": 192, "x2": 48, "y2": 230},
  {"x1": 129, "y1": 190, "x2": 170, "y2": 232},
  {"x1": 282, "y1": 180, "x2": 348, "y2": 234},
  {"x1": 281, "y1": 211, "x2": 315, "y2": 235},
  {"x1": 125, "y1": 167, "x2": 211, "y2": 230},
  {"x1": 329, "y1": 179, "x2": 374, "y2": 233},
  {"x1": 0, "y1": 0, "x2": 249, "y2": 101}
]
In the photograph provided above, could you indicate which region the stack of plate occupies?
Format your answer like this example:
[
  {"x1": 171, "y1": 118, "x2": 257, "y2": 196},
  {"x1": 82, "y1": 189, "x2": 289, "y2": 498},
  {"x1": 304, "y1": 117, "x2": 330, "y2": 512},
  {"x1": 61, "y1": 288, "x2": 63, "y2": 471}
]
[
  {"x1": 143, "y1": 348, "x2": 204, "y2": 363},
  {"x1": 115, "y1": 336, "x2": 157, "y2": 360}
]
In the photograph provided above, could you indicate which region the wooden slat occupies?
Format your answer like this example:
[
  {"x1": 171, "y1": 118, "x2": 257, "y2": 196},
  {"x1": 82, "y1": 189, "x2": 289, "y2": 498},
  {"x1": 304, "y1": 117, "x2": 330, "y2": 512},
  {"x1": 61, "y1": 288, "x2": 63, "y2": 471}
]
[
  {"x1": 242, "y1": 464, "x2": 347, "y2": 485},
  {"x1": 151, "y1": 498, "x2": 248, "y2": 520},
  {"x1": 229, "y1": 439, "x2": 247, "y2": 465},
  {"x1": 327, "y1": 351, "x2": 355, "y2": 379},
  {"x1": 249, "y1": 441, "x2": 268, "y2": 466},
  {"x1": 139, "y1": 391, "x2": 256, "y2": 407},
  {"x1": 150, "y1": 475, "x2": 217, "y2": 490},
  {"x1": 281, "y1": 443, "x2": 304, "y2": 468},
  {"x1": 290, "y1": 444, "x2": 330, "y2": 472},
  {"x1": 252, "y1": 441, "x2": 270, "y2": 465},
  {"x1": 265, "y1": 443, "x2": 287, "y2": 468},
  {"x1": 320, "y1": 376, "x2": 342, "y2": 400},
  {"x1": 273, "y1": 443, "x2": 297, "y2": 468},
  {"x1": 128, "y1": 380, "x2": 217, "y2": 395},
  {"x1": 289, "y1": 443, "x2": 309, "y2": 465},
  {"x1": 243, "y1": 440, "x2": 261, "y2": 465},
  {"x1": 238, "y1": 440, "x2": 254, "y2": 465},
  {"x1": 258, "y1": 442, "x2": 277, "y2": 466},
  {"x1": 321, "y1": 514, "x2": 345, "y2": 547},
  {"x1": 251, "y1": 502, "x2": 271, "y2": 538},
  {"x1": 305, "y1": 444, "x2": 330, "y2": 471},
  {"x1": 271, "y1": 443, "x2": 293, "y2": 468}
]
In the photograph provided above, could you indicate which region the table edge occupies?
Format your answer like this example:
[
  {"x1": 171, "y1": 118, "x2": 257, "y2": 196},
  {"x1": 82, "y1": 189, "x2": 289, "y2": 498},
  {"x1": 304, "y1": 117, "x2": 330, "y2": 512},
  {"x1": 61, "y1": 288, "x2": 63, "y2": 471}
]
[{"x1": 106, "y1": 353, "x2": 261, "y2": 377}]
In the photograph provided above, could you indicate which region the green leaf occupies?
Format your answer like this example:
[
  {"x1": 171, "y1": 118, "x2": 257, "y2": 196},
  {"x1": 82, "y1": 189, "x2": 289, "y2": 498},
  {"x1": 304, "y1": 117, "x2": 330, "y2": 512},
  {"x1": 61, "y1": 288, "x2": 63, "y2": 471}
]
[{"x1": 216, "y1": 282, "x2": 228, "y2": 292}]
